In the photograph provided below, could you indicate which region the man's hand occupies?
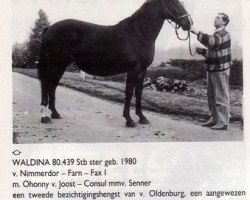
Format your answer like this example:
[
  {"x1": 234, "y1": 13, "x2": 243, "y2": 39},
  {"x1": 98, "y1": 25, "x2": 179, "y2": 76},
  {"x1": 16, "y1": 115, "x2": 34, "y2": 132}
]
[{"x1": 190, "y1": 26, "x2": 199, "y2": 35}]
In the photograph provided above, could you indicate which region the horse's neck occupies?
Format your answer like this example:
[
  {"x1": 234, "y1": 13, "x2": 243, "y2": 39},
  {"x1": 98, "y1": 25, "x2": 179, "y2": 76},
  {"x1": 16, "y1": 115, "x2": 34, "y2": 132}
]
[
  {"x1": 131, "y1": 2, "x2": 164, "y2": 43},
  {"x1": 135, "y1": 17, "x2": 164, "y2": 43}
]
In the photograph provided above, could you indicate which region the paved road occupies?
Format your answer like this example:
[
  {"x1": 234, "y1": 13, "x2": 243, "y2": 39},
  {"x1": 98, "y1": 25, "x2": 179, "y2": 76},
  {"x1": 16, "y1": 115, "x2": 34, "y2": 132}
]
[{"x1": 13, "y1": 72, "x2": 243, "y2": 143}]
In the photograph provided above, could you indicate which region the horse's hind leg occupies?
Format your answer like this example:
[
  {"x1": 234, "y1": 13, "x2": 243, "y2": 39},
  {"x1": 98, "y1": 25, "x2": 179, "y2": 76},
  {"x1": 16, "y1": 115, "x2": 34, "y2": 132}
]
[
  {"x1": 135, "y1": 69, "x2": 150, "y2": 124},
  {"x1": 40, "y1": 57, "x2": 66, "y2": 123},
  {"x1": 48, "y1": 84, "x2": 62, "y2": 119},
  {"x1": 39, "y1": 46, "x2": 52, "y2": 123},
  {"x1": 47, "y1": 67, "x2": 66, "y2": 119},
  {"x1": 40, "y1": 81, "x2": 62, "y2": 122},
  {"x1": 40, "y1": 82, "x2": 51, "y2": 123}
]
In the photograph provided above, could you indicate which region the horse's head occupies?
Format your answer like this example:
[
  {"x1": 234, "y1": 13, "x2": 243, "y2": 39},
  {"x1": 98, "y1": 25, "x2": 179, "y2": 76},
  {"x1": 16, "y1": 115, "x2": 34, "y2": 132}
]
[{"x1": 160, "y1": 0, "x2": 192, "y2": 31}]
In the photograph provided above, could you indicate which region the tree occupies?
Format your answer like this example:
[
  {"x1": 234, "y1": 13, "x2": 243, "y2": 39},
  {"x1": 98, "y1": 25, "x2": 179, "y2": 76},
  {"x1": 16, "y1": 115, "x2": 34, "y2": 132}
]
[
  {"x1": 12, "y1": 42, "x2": 30, "y2": 68},
  {"x1": 26, "y1": 9, "x2": 50, "y2": 68}
]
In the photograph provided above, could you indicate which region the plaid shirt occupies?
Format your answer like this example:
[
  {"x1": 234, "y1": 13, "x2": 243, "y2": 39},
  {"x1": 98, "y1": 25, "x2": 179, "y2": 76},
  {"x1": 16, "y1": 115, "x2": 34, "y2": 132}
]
[{"x1": 197, "y1": 28, "x2": 233, "y2": 72}]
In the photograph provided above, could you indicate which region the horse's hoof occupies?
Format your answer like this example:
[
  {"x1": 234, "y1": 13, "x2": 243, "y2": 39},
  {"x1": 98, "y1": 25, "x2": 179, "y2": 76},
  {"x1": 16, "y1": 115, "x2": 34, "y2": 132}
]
[
  {"x1": 139, "y1": 117, "x2": 150, "y2": 124},
  {"x1": 51, "y1": 113, "x2": 62, "y2": 119},
  {"x1": 126, "y1": 120, "x2": 136, "y2": 128},
  {"x1": 41, "y1": 116, "x2": 51, "y2": 124}
]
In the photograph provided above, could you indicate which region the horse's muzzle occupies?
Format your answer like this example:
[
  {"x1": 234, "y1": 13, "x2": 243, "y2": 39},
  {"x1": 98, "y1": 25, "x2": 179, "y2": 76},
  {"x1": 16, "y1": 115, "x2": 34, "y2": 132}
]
[{"x1": 181, "y1": 15, "x2": 193, "y2": 31}]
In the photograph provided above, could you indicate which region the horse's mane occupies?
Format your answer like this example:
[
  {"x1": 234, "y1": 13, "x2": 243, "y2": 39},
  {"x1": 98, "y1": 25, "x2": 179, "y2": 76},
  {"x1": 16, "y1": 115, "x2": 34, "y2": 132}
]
[{"x1": 118, "y1": 1, "x2": 152, "y2": 25}]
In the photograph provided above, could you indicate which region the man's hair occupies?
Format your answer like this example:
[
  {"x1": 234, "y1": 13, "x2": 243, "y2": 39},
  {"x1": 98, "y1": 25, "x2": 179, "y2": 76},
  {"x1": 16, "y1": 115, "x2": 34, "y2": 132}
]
[{"x1": 219, "y1": 13, "x2": 230, "y2": 26}]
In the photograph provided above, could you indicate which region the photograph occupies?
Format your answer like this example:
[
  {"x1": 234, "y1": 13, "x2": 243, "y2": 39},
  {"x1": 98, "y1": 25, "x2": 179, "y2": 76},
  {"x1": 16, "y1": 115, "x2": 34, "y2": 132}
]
[
  {"x1": 1, "y1": 0, "x2": 249, "y2": 199},
  {"x1": 12, "y1": 0, "x2": 243, "y2": 143}
]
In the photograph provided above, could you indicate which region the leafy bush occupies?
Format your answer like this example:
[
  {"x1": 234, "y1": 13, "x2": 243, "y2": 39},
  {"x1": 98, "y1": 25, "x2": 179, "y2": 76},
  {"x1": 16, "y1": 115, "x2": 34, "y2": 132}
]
[
  {"x1": 144, "y1": 76, "x2": 188, "y2": 95},
  {"x1": 169, "y1": 59, "x2": 206, "y2": 80},
  {"x1": 230, "y1": 59, "x2": 243, "y2": 86},
  {"x1": 148, "y1": 59, "x2": 243, "y2": 86},
  {"x1": 170, "y1": 59, "x2": 202, "y2": 68},
  {"x1": 146, "y1": 66, "x2": 185, "y2": 80}
]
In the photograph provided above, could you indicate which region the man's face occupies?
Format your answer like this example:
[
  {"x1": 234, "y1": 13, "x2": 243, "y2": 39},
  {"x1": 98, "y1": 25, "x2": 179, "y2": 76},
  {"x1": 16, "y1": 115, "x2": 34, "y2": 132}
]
[{"x1": 214, "y1": 14, "x2": 226, "y2": 27}]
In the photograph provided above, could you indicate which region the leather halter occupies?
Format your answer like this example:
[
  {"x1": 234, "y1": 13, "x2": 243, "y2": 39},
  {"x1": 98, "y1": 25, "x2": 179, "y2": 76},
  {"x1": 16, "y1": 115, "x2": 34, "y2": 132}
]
[{"x1": 160, "y1": 0, "x2": 190, "y2": 22}]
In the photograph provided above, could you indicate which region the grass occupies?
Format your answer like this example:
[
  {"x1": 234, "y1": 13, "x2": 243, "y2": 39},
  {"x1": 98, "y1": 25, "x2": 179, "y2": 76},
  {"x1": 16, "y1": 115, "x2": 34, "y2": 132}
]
[{"x1": 13, "y1": 68, "x2": 242, "y2": 122}]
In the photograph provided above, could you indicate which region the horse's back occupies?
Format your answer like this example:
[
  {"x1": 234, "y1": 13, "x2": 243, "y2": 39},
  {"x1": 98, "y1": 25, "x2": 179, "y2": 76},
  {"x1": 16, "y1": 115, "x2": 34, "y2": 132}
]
[
  {"x1": 43, "y1": 19, "x2": 108, "y2": 47},
  {"x1": 40, "y1": 18, "x2": 146, "y2": 76}
]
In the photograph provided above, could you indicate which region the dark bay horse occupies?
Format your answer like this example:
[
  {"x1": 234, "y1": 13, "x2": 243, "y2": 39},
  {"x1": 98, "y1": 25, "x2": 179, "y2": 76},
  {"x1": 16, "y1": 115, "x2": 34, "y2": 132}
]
[{"x1": 38, "y1": 0, "x2": 192, "y2": 127}]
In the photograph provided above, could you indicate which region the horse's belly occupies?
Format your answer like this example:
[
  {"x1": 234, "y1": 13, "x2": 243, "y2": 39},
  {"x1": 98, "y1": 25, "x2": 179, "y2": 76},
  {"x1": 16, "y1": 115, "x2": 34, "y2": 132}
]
[
  {"x1": 78, "y1": 62, "x2": 130, "y2": 76},
  {"x1": 76, "y1": 51, "x2": 137, "y2": 76}
]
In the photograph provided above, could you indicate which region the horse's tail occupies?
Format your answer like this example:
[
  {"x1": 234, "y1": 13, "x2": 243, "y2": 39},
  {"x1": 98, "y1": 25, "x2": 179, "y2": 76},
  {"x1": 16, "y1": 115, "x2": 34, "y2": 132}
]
[{"x1": 37, "y1": 26, "x2": 49, "y2": 82}]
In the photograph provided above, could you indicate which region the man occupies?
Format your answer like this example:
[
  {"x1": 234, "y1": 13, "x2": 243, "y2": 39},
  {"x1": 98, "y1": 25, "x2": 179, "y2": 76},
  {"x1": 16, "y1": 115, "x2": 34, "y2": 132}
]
[{"x1": 190, "y1": 13, "x2": 233, "y2": 130}]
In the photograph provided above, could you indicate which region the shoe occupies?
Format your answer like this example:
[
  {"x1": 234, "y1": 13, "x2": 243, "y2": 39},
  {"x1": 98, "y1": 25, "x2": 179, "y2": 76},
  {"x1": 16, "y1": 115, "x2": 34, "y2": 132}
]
[
  {"x1": 201, "y1": 119, "x2": 217, "y2": 127},
  {"x1": 211, "y1": 123, "x2": 228, "y2": 130}
]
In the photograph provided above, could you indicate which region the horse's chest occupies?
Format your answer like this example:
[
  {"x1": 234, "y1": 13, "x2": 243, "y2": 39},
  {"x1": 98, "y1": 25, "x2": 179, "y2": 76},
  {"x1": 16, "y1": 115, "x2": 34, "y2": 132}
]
[{"x1": 139, "y1": 45, "x2": 155, "y2": 66}]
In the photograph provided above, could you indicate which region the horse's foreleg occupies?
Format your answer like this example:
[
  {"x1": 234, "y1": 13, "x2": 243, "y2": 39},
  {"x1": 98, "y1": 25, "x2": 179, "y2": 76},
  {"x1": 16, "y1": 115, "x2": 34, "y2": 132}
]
[
  {"x1": 123, "y1": 73, "x2": 136, "y2": 127},
  {"x1": 135, "y1": 69, "x2": 150, "y2": 124},
  {"x1": 40, "y1": 82, "x2": 51, "y2": 123}
]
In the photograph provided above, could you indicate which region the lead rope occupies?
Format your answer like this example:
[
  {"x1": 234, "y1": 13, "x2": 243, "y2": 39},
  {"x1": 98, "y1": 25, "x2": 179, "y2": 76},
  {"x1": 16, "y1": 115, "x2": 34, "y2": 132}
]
[
  {"x1": 174, "y1": 27, "x2": 197, "y2": 56},
  {"x1": 188, "y1": 31, "x2": 197, "y2": 56},
  {"x1": 175, "y1": 28, "x2": 189, "y2": 41}
]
